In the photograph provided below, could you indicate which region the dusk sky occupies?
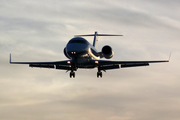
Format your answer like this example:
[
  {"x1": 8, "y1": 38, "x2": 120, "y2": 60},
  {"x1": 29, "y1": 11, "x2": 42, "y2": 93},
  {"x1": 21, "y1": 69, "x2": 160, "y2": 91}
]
[{"x1": 0, "y1": 0, "x2": 180, "y2": 120}]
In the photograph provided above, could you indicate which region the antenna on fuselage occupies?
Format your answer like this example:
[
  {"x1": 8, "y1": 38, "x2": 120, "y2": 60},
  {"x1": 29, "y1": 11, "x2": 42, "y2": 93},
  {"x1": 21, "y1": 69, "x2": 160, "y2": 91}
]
[{"x1": 74, "y1": 31, "x2": 123, "y2": 49}]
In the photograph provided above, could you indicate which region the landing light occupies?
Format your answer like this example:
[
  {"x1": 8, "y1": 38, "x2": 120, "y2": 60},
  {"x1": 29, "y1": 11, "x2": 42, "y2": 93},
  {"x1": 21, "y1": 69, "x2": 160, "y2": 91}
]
[
  {"x1": 67, "y1": 61, "x2": 71, "y2": 64},
  {"x1": 71, "y1": 52, "x2": 76, "y2": 54},
  {"x1": 95, "y1": 61, "x2": 99, "y2": 64}
]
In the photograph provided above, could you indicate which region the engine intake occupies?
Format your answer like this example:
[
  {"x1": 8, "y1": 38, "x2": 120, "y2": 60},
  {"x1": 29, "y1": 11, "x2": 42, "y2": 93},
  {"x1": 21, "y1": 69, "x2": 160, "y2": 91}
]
[{"x1": 102, "y1": 45, "x2": 114, "y2": 59}]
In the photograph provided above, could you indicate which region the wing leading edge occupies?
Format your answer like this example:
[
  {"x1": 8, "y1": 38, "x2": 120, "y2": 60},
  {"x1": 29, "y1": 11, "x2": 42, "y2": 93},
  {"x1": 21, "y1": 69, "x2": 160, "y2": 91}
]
[{"x1": 95, "y1": 59, "x2": 169, "y2": 69}]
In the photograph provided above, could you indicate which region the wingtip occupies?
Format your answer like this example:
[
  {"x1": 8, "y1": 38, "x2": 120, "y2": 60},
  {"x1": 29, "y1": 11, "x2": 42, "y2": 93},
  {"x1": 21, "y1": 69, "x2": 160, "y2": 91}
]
[
  {"x1": 9, "y1": 53, "x2": 11, "y2": 63},
  {"x1": 168, "y1": 52, "x2": 172, "y2": 62}
]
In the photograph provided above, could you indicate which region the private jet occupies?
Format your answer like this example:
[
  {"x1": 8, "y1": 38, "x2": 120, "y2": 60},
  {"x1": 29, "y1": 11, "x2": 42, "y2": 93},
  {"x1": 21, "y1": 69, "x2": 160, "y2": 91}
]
[{"x1": 10, "y1": 31, "x2": 169, "y2": 78}]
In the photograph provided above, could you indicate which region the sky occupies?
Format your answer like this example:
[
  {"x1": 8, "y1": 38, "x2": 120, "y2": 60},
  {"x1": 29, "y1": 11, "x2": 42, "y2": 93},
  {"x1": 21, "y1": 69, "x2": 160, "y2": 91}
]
[{"x1": 0, "y1": 0, "x2": 180, "y2": 120}]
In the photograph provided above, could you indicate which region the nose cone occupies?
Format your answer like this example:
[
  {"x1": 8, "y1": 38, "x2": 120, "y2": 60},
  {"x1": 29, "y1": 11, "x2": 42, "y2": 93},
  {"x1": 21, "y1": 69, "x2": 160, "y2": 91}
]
[{"x1": 66, "y1": 37, "x2": 90, "y2": 57}]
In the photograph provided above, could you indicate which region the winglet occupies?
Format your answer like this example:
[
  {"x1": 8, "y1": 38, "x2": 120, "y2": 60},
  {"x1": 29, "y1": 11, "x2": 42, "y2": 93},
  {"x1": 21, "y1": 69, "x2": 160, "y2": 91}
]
[
  {"x1": 168, "y1": 52, "x2": 172, "y2": 62},
  {"x1": 10, "y1": 53, "x2": 11, "y2": 63}
]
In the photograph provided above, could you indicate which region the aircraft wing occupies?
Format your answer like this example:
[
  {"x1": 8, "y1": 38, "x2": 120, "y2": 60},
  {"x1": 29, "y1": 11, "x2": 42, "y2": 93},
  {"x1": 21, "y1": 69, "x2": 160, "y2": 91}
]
[
  {"x1": 10, "y1": 60, "x2": 72, "y2": 70},
  {"x1": 10, "y1": 54, "x2": 71, "y2": 70},
  {"x1": 10, "y1": 54, "x2": 169, "y2": 71},
  {"x1": 94, "y1": 59, "x2": 169, "y2": 70}
]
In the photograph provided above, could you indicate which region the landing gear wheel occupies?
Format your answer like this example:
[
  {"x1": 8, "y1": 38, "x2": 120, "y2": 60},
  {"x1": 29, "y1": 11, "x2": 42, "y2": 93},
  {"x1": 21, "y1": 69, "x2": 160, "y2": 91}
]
[
  {"x1": 72, "y1": 72, "x2": 75, "y2": 78},
  {"x1": 97, "y1": 72, "x2": 102, "y2": 78},
  {"x1": 70, "y1": 72, "x2": 75, "y2": 78}
]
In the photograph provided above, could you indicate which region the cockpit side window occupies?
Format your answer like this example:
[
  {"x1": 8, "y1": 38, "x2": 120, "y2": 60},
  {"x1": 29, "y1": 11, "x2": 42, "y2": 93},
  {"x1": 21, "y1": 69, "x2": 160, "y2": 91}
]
[{"x1": 68, "y1": 37, "x2": 89, "y2": 44}]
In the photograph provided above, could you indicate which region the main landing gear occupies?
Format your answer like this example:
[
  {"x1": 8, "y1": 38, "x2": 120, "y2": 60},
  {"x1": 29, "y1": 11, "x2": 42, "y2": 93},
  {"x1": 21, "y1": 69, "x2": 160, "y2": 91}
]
[
  {"x1": 70, "y1": 70, "x2": 75, "y2": 78},
  {"x1": 97, "y1": 71, "x2": 102, "y2": 78},
  {"x1": 69, "y1": 68, "x2": 103, "y2": 78},
  {"x1": 97, "y1": 67, "x2": 105, "y2": 78}
]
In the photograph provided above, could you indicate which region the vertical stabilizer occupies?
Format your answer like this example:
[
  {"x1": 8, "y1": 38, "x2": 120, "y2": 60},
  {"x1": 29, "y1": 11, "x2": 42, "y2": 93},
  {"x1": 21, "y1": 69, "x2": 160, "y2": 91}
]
[{"x1": 93, "y1": 31, "x2": 98, "y2": 49}]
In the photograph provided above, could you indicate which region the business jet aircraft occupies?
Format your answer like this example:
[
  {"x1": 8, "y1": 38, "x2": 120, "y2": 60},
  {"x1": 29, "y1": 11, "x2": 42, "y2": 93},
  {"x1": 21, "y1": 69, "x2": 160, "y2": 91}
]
[{"x1": 10, "y1": 31, "x2": 169, "y2": 78}]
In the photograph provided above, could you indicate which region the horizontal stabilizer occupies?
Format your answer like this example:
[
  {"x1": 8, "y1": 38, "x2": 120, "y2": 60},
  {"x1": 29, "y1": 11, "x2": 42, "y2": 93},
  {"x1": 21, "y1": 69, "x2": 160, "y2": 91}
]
[{"x1": 75, "y1": 34, "x2": 123, "y2": 37}]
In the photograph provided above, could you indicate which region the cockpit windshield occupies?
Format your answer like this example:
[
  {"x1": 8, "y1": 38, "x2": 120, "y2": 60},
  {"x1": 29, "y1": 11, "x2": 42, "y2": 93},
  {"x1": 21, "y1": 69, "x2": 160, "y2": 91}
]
[{"x1": 68, "y1": 37, "x2": 89, "y2": 44}]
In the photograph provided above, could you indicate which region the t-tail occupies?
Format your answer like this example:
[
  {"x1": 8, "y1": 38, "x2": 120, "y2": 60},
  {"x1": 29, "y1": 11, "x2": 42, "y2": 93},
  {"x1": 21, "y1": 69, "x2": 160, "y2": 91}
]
[{"x1": 75, "y1": 31, "x2": 123, "y2": 49}]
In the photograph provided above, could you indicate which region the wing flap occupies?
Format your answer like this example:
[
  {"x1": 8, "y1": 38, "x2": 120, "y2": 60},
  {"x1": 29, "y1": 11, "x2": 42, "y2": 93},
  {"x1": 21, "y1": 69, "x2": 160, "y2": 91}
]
[
  {"x1": 99, "y1": 64, "x2": 120, "y2": 70},
  {"x1": 121, "y1": 63, "x2": 149, "y2": 68},
  {"x1": 29, "y1": 64, "x2": 55, "y2": 68},
  {"x1": 56, "y1": 65, "x2": 71, "y2": 70}
]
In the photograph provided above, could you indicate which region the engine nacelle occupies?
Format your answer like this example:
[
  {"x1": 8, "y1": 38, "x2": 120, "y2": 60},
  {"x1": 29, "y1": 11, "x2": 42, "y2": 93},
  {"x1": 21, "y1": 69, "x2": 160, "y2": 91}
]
[
  {"x1": 64, "y1": 47, "x2": 71, "y2": 59},
  {"x1": 102, "y1": 45, "x2": 114, "y2": 59}
]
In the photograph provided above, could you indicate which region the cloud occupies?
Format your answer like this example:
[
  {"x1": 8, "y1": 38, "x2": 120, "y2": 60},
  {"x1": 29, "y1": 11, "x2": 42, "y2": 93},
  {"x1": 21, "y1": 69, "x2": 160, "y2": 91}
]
[{"x1": 0, "y1": 0, "x2": 180, "y2": 120}]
